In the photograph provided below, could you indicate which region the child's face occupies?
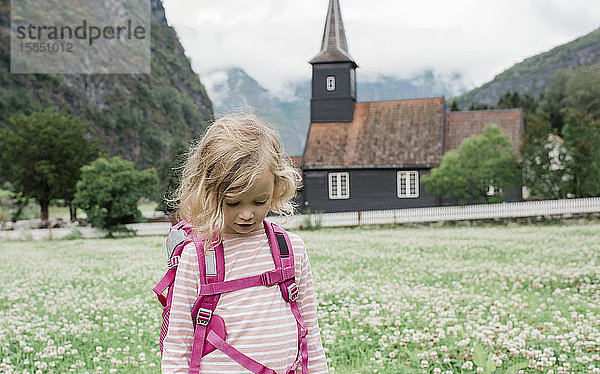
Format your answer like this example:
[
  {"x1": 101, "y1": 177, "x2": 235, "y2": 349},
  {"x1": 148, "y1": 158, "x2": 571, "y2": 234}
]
[{"x1": 222, "y1": 168, "x2": 274, "y2": 234}]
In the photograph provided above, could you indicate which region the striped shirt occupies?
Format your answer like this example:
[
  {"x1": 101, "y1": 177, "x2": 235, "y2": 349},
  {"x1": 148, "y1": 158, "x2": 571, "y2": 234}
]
[{"x1": 161, "y1": 227, "x2": 329, "y2": 373}]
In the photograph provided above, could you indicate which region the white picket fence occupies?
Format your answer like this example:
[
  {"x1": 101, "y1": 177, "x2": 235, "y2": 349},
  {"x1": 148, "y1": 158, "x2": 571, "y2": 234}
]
[
  {"x1": 2, "y1": 197, "x2": 599, "y2": 240},
  {"x1": 273, "y1": 197, "x2": 600, "y2": 229}
]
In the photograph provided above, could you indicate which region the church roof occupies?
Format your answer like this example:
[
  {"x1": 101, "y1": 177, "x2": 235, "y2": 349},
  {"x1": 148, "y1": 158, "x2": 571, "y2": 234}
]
[
  {"x1": 302, "y1": 100, "x2": 524, "y2": 169},
  {"x1": 445, "y1": 109, "x2": 523, "y2": 156},
  {"x1": 310, "y1": 0, "x2": 357, "y2": 66},
  {"x1": 303, "y1": 98, "x2": 445, "y2": 168}
]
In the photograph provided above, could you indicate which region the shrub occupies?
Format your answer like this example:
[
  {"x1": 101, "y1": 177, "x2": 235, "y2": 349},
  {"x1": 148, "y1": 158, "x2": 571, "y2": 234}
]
[{"x1": 74, "y1": 157, "x2": 158, "y2": 236}]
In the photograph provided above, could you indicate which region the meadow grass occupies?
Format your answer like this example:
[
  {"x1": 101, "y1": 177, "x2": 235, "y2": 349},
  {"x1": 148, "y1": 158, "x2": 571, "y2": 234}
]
[{"x1": 0, "y1": 223, "x2": 599, "y2": 373}]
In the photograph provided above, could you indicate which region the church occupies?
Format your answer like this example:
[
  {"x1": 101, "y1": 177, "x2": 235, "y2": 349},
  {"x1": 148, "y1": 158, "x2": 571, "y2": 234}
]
[{"x1": 299, "y1": 0, "x2": 523, "y2": 213}]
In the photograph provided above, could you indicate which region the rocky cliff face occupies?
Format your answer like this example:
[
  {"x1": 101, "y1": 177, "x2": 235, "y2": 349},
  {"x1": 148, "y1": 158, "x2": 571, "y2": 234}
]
[
  {"x1": 455, "y1": 28, "x2": 600, "y2": 108},
  {"x1": 0, "y1": 0, "x2": 213, "y2": 169}
]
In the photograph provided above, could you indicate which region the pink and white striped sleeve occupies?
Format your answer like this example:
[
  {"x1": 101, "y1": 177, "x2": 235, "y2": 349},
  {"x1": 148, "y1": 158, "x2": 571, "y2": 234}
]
[
  {"x1": 161, "y1": 243, "x2": 198, "y2": 373},
  {"x1": 290, "y1": 233, "x2": 330, "y2": 374}
]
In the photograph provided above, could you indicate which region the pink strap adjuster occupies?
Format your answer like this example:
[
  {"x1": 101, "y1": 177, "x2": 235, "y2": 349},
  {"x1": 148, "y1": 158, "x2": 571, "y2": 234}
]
[
  {"x1": 167, "y1": 255, "x2": 180, "y2": 269},
  {"x1": 196, "y1": 308, "x2": 213, "y2": 326},
  {"x1": 287, "y1": 283, "x2": 299, "y2": 302}
]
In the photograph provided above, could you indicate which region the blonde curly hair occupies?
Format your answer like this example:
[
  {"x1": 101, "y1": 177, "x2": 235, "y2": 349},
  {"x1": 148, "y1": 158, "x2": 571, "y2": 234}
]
[{"x1": 172, "y1": 113, "x2": 301, "y2": 246}]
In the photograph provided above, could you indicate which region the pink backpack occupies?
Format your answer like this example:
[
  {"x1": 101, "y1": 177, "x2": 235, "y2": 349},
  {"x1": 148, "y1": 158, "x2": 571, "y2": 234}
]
[{"x1": 153, "y1": 220, "x2": 309, "y2": 374}]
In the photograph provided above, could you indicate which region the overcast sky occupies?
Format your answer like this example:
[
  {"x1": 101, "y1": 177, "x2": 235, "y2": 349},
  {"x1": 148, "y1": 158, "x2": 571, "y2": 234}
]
[{"x1": 161, "y1": 0, "x2": 600, "y2": 94}]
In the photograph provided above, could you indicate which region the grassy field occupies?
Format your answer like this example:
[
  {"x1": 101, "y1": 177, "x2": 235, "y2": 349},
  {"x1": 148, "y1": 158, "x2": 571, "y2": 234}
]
[{"x1": 1, "y1": 223, "x2": 599, "y2": 373}]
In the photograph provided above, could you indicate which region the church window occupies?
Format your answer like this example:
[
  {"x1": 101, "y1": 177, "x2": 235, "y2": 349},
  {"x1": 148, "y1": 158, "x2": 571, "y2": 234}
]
[
  {"x1": 326, "y1": 75, "x2": 336, "y2": 91},
  {"x1": 397, "y1": 171, "x2": 419, "y2": 198},
  {"x1": 329, "y1": 172, "x2": 349, "y2": 199}
]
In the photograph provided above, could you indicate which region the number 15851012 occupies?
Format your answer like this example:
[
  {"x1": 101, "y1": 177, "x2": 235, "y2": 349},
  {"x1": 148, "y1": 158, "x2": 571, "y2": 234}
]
[{"x1": 19, "y1": 42, "x2": 73, "y2": 53}]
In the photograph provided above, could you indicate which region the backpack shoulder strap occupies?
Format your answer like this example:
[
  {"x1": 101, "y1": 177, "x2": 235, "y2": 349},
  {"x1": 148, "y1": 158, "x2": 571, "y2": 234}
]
[
  {"x1": 264, "y1": 220, "x2": 298, "y2": 302},
  {"x1": 190, "y1": 231, "x2": 225, "y2": 327},
  {"x1": 189, "y1": 232, "x2": 226, "y2": 373},
  {"x1": 264, "y1": 220, "x2": 309, "y2": 372}
]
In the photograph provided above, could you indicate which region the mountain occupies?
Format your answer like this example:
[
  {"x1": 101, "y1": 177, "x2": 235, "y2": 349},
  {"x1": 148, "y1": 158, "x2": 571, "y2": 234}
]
[
  {"x1": 202, "y1": 67, "x2": 309, "y2": 156},
  {"x1": 454, "y1": 27, "x2": 600, "y2": 109},
  {"x1": 202, "y1": 67, "x2": 469, "y2": 156},
  {"x1": 0, "y1": 0, "x2": 213, "y2": 170},
  {"x1": 203, "y1": 27, "x2": 600, "y2": 155}
]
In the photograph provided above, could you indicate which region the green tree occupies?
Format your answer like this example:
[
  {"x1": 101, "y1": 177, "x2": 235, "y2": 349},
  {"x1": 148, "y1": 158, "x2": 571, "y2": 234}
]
[
  {"x1": 537, "y1": 69, "x2": 570, "y2": 132},
  {"x1": 563, "y1": 63, "x2": 600, "y2": 120},
  {"x1": 423, "y1": 125, "x2": 521, "y2": 204},
  {"x1": 468, "y1": 103, "x2": 492, "y2": 111},
  {"x1": 450, "y1": 100, "x2": 459, "y2": 111},
  {"x1": 520, "y1": 112, "x2": 571, "y2": 199},
  {"x1": 496, "y1": 91, "x2": 538, "y2": 118},
  {"x1": 538, "y1": 64, "x2": 600, "y2": 133},
  {"x1": 0, "y1": 109, "x2": 99, "y2": 225},
  {"x1": 74, "y1": 157, "x2": 158, "y2": 236},
  {"x1": 561, "y1": 109, "x2": 600, "y2": 197}
]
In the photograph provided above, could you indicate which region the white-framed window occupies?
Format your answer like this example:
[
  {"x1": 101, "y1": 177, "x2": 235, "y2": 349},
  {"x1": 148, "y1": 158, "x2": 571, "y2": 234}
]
[
  {"x1": 397, "y1": 171, "x2": 419, "y2": 198},
  {"x1": 326, "y1": 75, "x2": 336, "y2": 91},
  {"x1": 328, "y1": 172, "x2": 349, "y2": 199}
]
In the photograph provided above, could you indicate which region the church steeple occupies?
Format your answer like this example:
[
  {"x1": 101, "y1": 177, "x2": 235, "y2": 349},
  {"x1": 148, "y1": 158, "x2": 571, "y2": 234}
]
[
  {"x1": 309, "y1": 0, "x2": 358, "y2": 123},
  {"x1": 310, "y1": 0, "x2": 357, "y2": 67}
]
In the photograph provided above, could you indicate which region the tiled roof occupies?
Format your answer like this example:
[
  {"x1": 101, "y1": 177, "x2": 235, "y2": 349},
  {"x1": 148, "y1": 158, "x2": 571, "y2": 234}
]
[
  {"x1": 445, "y1": 109, "x2": 523, "y2": 156},
  {"x1": 303, "y1": 98, "x2": 445, "y2": 168}
]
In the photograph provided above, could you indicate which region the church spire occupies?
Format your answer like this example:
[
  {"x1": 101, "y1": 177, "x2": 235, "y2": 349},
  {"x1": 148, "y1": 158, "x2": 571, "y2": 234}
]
[
  {"x1": 310, "y1": 0, "x2": 357, "y2": 67},
  {"x1": 309, "y1": 0, "x2": 357, "y2": 123}
]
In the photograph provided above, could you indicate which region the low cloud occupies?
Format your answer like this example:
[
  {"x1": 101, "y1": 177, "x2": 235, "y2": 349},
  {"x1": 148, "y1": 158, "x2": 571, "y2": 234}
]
[{"x1": 163, "y1": 0, "x2": 600, "y2": 92}]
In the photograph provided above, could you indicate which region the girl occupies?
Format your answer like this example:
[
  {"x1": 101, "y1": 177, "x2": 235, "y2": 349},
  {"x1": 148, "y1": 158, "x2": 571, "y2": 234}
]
[{"x1": 161, "y1": 114, "x2": 329, "y2": 373}]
